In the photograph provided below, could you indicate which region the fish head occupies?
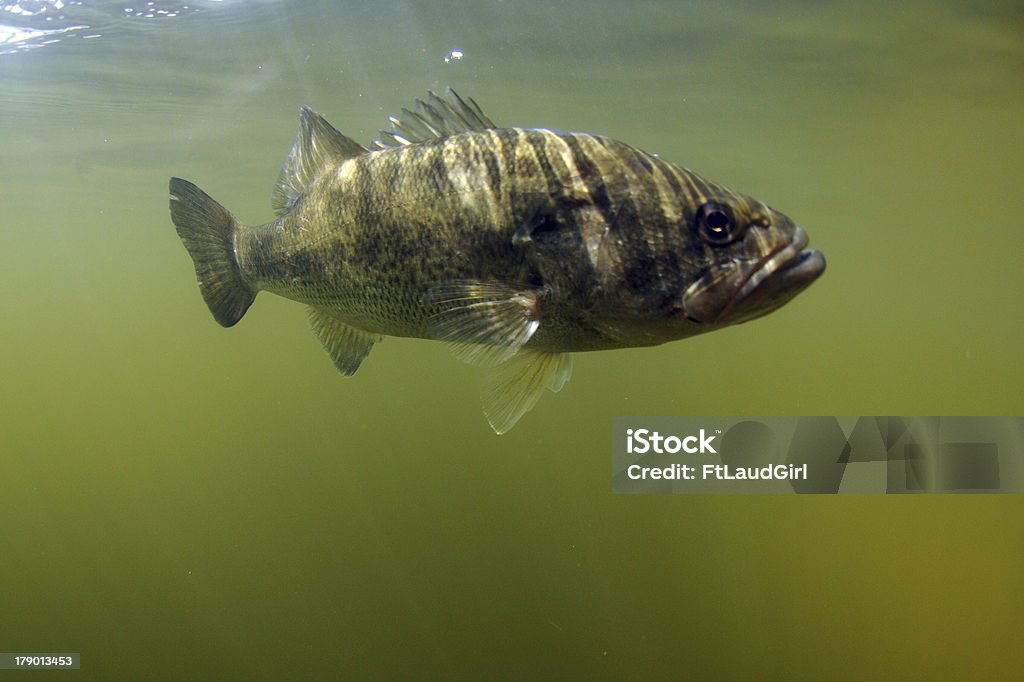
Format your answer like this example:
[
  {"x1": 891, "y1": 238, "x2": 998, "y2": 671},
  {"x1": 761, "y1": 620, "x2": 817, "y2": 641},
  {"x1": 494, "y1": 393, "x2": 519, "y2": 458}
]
[
  {"x1": 675, "y1": 193, "x2": 826, "y2": 329},
  {"x1": 514, "y1": 140, "x2": 825, "y2": 350},
  {"x1": 570, "y1": 178, "x2": 826, "y2": 347}
]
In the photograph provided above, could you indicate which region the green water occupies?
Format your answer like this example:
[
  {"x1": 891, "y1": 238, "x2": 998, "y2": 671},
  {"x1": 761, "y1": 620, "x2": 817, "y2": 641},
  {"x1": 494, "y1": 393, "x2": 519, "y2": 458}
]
[{"x1": 1, "y1": 0, "x2": 1021, "y2": 678}]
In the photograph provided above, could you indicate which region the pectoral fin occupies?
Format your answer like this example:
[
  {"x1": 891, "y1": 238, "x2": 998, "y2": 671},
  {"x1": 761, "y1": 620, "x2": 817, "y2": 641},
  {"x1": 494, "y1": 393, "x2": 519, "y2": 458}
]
[
  {"x1": 481, "y1": 349, "x2": 573, "y2": 434},
  {"x1": 307, "y1": 307, "x2": 381, "y2": 376},
  {"x1": 426, "y1": 281, "x2": 570, "y2": 433},
  {"x1": 426, "y1": 282, "x2": 542, "y2": 367}
]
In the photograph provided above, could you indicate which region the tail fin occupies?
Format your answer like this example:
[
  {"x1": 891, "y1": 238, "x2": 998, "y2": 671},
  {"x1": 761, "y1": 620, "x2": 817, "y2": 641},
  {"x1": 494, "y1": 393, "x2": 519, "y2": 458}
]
[{"x1": 169, "y1": 177, "x2": 256, "y2": 327}]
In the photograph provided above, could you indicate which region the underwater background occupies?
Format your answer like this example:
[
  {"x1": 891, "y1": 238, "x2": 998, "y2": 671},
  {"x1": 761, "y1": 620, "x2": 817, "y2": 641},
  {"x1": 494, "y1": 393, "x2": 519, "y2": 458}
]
[{"x1": 1, "y1": 0, "x2": 1021, "y2": 678}]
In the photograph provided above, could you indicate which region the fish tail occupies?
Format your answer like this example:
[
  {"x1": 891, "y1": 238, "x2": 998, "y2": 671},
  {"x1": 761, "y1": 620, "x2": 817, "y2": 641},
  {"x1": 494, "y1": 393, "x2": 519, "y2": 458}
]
[{"x1": 169, "y1": 177, "x2": 256, "y2": 327}]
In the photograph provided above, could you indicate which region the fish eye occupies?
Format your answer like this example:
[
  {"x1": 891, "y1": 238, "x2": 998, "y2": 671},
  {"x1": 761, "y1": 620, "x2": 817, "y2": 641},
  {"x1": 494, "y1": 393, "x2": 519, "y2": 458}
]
[{"x1": 695, "y1": 202, "x2": 735, "y2": 245}]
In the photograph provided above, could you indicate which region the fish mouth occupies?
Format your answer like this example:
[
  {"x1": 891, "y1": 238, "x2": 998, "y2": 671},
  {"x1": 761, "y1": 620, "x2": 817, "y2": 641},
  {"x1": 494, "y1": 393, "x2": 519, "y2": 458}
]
[{"x1": 681, "y1": 226, "x2": 826, "y2": 324}]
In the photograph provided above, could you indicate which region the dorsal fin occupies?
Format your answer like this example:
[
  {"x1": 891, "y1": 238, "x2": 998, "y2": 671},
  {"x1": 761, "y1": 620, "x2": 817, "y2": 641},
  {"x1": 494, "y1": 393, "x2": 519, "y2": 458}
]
[
  {"x1": 272, "y1": 106, "x2": 368, "y2": 215},
  {"x1": 372, "y1": 88, "x2": 497, "y2": 150}
]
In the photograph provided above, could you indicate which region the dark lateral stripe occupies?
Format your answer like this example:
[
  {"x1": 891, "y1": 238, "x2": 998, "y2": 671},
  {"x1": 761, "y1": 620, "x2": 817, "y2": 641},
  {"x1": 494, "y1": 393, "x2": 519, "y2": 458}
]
[
  {"x1": 620, "y1": 145, "x2": 662, "y2": 206},
  {"x1": 690, "y1": 173, "x2": 712, "y2": 203},
  {"x1": 670, "y1": 163, "x2": 704, "y2": 206},
  {"x1": 498, "y1": 129, "x2": 520, "y2": 191},
  {"x1": 526, "y1": 131, "x2": 565, "y2": 198},
  {"x1": 562, "y1": 133, "x2": 617, "y2": 227},
  {"x1": 375, "y1": 149, "x2": 403, "y2": 196},
  {"x1": 653, "y1": 156, "x2": 685, "y2": 200},
  {"x1": 625, "y1": 144, "x2": 654, "y2": 175},
  {"x1": 427, "y1": 142, "x2": 456, "y2": 196},
  {"x1": 480, "y1": 134, "x2": 503, "y2": 196}
]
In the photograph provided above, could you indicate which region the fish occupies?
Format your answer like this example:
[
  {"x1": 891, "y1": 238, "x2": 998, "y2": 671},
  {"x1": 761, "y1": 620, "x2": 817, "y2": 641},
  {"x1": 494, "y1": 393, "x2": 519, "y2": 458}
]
[{"x1": 169, "y1": 89, "x2": 825, "y2": 434}]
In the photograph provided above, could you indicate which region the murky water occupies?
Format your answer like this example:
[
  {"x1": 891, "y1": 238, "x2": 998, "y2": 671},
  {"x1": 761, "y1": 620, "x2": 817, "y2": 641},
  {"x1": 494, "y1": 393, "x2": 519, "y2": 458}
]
[{"x1": 1, "y1": 1, "x2": 1021, "y2": 678}]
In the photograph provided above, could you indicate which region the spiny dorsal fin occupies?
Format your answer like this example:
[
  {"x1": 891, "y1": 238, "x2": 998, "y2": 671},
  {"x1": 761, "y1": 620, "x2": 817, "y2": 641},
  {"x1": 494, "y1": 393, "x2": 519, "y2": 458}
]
[
  {"x1": 372, "y1": 88, "x2": 497, "y2": 150},
  {"x1": 273, "y1": 107, "x2": 368, "y2": 216}
]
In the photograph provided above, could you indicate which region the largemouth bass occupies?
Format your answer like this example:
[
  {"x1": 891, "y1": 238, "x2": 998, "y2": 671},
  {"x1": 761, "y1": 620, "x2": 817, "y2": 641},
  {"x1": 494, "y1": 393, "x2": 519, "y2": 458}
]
[{"x1": 170, "y1": 89, "x2": 825, "y2": 433}]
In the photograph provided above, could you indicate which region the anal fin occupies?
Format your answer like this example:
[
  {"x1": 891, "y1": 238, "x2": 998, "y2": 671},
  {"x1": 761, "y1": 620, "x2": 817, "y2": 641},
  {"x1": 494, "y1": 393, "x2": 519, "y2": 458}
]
[{"x1": 307, "y1": 307, "x2": 381, "y2": 376}]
